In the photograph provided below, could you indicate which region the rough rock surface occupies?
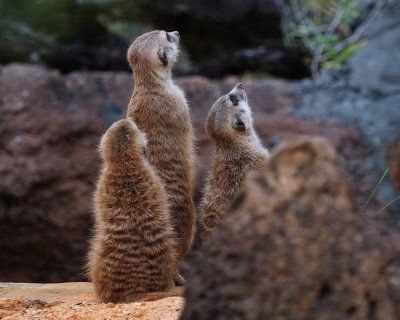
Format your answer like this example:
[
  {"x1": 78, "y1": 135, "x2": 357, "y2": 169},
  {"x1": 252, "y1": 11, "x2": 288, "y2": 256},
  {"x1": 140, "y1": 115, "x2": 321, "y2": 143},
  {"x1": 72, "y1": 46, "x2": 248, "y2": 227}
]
[
  {"x1": 0, "y1": 62, "x2": 398, "y2": 282},
  {"x1": 0, "y1": 64, "x2": 132, "y2": 282},
  {"x1": 290, "y1": 1, "x2": 400, "y2": 219},
  {"x1": 349, "y1": 1, "x2": 400, "y2": 95},
  {"x1": 0, "y1": 282, "x2": 183, "y2": 320},
  {"x1": 181, "y1": 137, "x2": 398, "y2": 320}
]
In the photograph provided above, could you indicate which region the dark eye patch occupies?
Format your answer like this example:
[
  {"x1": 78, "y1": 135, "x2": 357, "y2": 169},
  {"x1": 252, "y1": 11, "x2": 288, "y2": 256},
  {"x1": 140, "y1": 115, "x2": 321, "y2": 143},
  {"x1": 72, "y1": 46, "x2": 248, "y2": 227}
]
[
  {"x1": 166, "y1": 33, "x2": 172, "y2": 42},
  {"x1": 229, "y1": 94, "x2": 239, "y2": 106},
  {"x1": 234, "y1": 117, "x2": 246, "y2": 131}
]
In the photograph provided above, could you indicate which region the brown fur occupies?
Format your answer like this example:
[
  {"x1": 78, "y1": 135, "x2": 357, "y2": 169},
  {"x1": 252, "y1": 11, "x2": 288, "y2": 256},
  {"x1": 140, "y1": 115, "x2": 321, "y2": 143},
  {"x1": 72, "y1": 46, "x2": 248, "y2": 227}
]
[
  {"x1": 88, "y1": 118, "x2": 177, "y2": 303},
  {"x1": 196, "y1": 83, "x2": 270, "y2": 245},
  {"x1": 126, "y1": 31, "x2": 196, "y2": 270}
]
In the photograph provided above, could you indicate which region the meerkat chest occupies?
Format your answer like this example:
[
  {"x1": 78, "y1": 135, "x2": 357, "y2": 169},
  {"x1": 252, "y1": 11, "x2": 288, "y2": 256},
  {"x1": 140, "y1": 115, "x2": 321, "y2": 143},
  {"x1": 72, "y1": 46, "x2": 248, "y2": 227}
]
[{"x1": 166, "y1": 80, "x2": 187, "y2": 105}]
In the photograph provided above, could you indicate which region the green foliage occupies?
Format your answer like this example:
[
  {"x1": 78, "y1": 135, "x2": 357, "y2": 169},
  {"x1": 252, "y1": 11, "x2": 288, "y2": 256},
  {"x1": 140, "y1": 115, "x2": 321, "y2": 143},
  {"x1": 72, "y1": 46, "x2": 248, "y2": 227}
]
[
  {"x1": 284, "y1": 0, "x2": 364, "y2": 77},
  {"x1": 0, "y1": 0, "x2": 68, "y2": 62},
  {"x1": 323, "y1": 41, "x2": 364, "y2": 70},
  {"x1": 0, "y1": 0, "x2": 149, "y2": 65}
]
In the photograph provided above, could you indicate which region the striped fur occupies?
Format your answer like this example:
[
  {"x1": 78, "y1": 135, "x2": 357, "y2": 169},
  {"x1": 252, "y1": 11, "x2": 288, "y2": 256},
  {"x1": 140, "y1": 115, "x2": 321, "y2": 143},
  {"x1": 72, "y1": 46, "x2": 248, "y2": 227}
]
[
  {"x1": 196, "y1": 83, "x2": 270, "y2": 246},
  {"x1": 126, "y1": 31, "x2": 196, "y2": 275},
  {"x1": 88, "y1": 119, "x2": 177, "y2": 303}
]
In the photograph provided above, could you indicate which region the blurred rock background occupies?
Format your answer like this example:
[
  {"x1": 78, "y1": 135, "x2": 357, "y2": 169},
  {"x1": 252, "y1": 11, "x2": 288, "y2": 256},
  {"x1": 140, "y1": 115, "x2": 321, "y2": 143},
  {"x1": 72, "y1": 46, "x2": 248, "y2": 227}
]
[{"x1": 0, "y1": 0, "x2": 399, "y2": 282}]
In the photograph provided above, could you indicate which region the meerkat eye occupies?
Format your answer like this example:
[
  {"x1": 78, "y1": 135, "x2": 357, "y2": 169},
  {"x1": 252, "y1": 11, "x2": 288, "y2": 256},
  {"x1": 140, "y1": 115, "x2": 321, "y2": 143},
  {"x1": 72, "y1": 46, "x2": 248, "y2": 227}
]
[
  {"x1": 166, "y1": 32, "x2": 173, "y2": 42},
  {"x1": 229, "y1": 94, "x2": 239, "y2": 106}
]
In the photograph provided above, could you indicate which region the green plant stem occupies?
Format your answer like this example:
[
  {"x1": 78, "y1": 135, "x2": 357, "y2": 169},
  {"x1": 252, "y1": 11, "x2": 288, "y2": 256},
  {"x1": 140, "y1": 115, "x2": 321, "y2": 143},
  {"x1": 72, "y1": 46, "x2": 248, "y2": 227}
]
[
  {"x1": 377, "y1": 195, "x2": 400, "y2": 213},
  {"x1": 363, "y1": 167, "x2": 390, "y2": 208}
]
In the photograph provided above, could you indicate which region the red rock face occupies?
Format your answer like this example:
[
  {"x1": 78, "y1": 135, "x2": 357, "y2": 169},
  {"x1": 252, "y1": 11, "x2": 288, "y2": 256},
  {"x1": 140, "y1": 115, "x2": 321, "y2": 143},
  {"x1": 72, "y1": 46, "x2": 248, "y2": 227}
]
[
  {"x1": 0, "y1": 64, "x2": 132, "y2": 282},
  {"x1": 387, "y1": 134, "x2": 400, "y2": 191},
  {"x1": 0, "y1": 64, "x2": 383, "y2": 282}
]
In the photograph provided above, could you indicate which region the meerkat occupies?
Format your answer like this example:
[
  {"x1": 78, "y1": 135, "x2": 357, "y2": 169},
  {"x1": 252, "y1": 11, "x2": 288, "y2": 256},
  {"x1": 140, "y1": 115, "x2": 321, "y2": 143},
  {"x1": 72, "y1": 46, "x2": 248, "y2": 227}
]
[
  {"x1": 196, "y1": 83, "x2": 270, "y2": 245},
  {"x1": 88, "y1": 118, "x2": 177, "y2": 303},
  {"x1": 126, "y1": 30, "x2": 195, "y2": 282}
]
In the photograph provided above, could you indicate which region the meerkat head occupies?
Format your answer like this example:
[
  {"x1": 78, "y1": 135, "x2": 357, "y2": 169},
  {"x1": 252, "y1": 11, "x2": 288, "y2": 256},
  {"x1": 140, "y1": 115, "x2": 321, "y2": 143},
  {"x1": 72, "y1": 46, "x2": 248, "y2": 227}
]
[
  {"x1": 127, "y1": 30, "x2": 180, "y2": 74},
  {"x1": 207, "y1": 83, "x2": 254, "y2": 142},
  {"x1": 99, "y1": 118, "x2": 147, "y2": 166}
]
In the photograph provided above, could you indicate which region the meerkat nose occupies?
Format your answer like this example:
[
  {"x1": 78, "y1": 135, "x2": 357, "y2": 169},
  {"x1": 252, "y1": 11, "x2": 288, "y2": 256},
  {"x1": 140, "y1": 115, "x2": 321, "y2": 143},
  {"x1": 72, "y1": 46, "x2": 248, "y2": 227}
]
[
  {"x1": 172, "y1": 31, "x2": 180, "y2": 39},
  {"x1": 236, "y1": 83, "x2": 244, "y2": 90}
]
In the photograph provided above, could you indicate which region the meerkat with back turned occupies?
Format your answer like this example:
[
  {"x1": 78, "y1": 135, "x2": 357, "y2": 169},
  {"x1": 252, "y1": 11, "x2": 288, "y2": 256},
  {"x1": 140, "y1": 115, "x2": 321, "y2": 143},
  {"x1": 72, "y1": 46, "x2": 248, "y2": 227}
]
[
  {"x1": 196, "y1": 83, "x2": 270, "y2": 245},
  {"x1": 126, "y1": 31, "x2": 195, "y2": 281},
  {"x1": 88, "y1": 118, "x2": 177, "y2": 303}
]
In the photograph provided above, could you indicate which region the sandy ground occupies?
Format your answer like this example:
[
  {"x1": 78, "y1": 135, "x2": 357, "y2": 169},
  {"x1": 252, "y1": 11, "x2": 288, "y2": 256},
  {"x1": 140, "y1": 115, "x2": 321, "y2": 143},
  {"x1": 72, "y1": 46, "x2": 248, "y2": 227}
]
[
  {"x1": 0, "y1": 296, "x2": 184, "y2": 320},
  {"x1": 0, "y1": 283, "x2": 184, "y2": 320}
]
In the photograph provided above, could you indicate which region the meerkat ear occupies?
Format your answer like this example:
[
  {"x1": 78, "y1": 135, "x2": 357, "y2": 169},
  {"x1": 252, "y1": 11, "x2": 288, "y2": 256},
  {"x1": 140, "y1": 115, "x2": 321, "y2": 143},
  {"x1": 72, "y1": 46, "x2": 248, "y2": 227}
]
[{"x1": 158, "y1": 46, "x2": 172, "y2": 66}]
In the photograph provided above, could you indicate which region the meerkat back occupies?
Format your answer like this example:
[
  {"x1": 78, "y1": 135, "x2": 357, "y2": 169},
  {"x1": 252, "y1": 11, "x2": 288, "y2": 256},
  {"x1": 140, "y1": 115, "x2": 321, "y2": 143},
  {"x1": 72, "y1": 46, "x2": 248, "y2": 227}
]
[
  {"x1": 126, "y1": 30, "x2": 196, "y2": 275},
  {"x1": 88, "y1": 118, "x2": 177, "y2": 303},
  {"x1": 196, "y1": 83, "x2": 270, "y2": 245}
]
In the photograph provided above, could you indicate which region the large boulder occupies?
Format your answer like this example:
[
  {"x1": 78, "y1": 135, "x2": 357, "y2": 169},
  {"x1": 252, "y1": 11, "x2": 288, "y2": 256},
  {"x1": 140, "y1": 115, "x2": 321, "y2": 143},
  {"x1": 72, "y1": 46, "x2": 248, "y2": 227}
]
[
  {"x1": 0, "y1": 282, "x2": 183, "y2": 319},
  {"x1": 348, "y1": 1, "x2": 400, "y2": 94},
  {"x1": 181, "y1": 137, "x2": 398, "y2": 320},
  {"x1": 0, "y1": 64, "x2": 132, "y2": 282}
]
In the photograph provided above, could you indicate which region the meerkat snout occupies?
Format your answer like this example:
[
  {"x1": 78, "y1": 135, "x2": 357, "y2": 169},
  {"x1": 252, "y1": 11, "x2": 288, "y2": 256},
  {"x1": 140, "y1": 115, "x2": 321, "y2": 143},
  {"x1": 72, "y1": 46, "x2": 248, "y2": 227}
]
[
  {"x1": 236, "y1": 82, "x2": 244, "y2": 90},
  {"x1": 228, "y1": 83, "x2": 247, "y2": 106}
]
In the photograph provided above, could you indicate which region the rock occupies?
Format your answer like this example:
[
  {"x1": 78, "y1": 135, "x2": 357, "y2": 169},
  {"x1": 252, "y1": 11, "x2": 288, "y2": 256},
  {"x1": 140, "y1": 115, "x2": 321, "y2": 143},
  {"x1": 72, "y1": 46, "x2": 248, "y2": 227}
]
[
  {"x1": 349, "y1": 24, "x2": 400, "y2": 95},
  {"x1": 289, "y1": 2, "x2": 400, "y2": 215},
  {"x1": 363, "y1": 1, "x2": 400, "y2": 39},
  {"x1": 291, "y1": 77, "x2": 400, "y2": 217},
  {"x1": 0, "y1": 282, "x2": 93, "y2": 302},
  {"x1": 387, "y1": 133, "x2": 400, "y2": 191},
  {"x1": 0, "y1": 64, "x2": 392, "y2": 282},
  {"x1": 0, "y1": 64, "x2": 132, "y2": 282},
  {"x1": 348, "y1": 1, "x2": 400, "y2": 95},
  {"x1": 0, "y1": 282, "x2": 183, "y2": 320},
  {"x1": 181, "y1": 137, "x2": 398, "y2": 320},
  {"x1": 0, "y1": 282, "x2": 182, "y2": 302}
]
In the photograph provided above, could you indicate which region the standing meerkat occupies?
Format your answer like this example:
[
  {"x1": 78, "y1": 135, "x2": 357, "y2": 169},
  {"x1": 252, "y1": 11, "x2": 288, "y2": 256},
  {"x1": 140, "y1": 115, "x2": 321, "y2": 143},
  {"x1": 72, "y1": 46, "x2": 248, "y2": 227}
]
[
  {"x1": 88, "y1": 118, "x2": 177, "y2": 303},
  {"x1": 126, "y1": 30, "x2": 195, "y2": 280},
  {"x1": 196, "y1": 83, "x2": 270, "y2": 245}
]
